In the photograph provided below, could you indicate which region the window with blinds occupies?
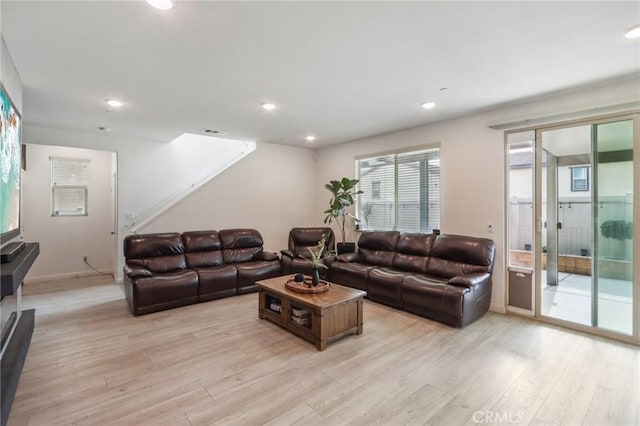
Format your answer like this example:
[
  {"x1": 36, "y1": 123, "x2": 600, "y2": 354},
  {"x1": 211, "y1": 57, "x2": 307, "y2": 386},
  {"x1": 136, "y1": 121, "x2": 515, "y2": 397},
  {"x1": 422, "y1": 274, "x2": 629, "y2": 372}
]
[
  {"x1": 51, "y1": 157, "x2": 89, "y2": 216},
  {"x1": 356, "y1": 147, "x2": 440, "y2": 233}
]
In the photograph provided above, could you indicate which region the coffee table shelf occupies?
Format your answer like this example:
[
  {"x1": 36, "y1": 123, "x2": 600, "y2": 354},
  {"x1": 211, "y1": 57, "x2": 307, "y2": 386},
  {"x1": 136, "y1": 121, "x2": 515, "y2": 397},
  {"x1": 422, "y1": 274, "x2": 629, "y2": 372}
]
[{"x1": 257, "y1": 276, "x2": 365, "y2": 351}]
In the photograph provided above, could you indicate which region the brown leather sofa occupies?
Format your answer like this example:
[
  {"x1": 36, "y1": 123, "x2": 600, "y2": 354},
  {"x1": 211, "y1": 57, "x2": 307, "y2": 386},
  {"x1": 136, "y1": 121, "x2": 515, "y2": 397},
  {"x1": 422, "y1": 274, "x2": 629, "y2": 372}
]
[
  {"x1": 280, "y1": 227, "x2": 335, "y2": 275},
  {"x1": 329, "y1": 231, "x2": 495, "y2": 327},
  {"x1": 123, "y1": 229, "x2": 280, "y2": 315}
]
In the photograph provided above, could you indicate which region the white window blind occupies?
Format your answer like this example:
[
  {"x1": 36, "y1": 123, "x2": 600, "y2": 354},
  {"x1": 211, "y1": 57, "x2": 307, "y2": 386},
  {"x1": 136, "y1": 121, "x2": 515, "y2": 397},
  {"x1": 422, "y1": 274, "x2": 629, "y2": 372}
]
[
  {"x1": 51, "y1": 157, "x2": 89, "y2": 216},
  {"x1": 356, "y1": 147, "x2": 440, "y2": 233}
]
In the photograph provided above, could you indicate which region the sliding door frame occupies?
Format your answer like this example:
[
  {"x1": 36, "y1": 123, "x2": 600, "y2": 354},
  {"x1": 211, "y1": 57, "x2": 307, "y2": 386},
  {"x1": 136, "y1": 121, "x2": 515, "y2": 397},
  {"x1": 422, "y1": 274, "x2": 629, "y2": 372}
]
[{"x1": 505, "y1": 110, "x2": 640, "y2": 345}]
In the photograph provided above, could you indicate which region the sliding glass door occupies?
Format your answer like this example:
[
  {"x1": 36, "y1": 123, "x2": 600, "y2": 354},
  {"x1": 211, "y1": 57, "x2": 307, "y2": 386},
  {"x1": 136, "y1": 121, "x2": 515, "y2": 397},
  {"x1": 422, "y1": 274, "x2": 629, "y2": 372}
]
[
  {"x1": 537, "y1": 117, "x2": 635, "y2": 336},
  {"x1": 593, "y1": 120, "x2": 634, "y2": 334}
]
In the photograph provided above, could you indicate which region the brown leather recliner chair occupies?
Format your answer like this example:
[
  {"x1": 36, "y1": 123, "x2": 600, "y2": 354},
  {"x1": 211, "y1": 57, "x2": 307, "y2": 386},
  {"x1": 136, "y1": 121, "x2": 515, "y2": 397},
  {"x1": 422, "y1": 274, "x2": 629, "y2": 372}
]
[{"x1": 280, "y1": 227, "x2": 335, "y2": 275}]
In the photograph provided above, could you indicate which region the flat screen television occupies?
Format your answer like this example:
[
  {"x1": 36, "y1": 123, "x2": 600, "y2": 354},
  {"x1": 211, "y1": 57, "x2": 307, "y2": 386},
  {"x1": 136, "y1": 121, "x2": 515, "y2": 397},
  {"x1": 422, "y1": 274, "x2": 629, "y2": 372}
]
[{"x1": 0, "y1": 84, "x2": 21, "y2": 244}]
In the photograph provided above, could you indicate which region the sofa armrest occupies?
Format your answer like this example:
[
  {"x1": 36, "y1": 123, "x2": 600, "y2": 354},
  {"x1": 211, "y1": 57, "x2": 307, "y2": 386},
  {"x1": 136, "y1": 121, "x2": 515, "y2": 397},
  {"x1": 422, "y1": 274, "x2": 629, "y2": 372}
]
[
  {"x1": 448, "y1": 272, "x2": 491, "y2": 288},
  {"x1": 336, "y1": 252, "x2": 362, "y2": 263},
  {"x1": 280, "y1": 249, "x2": 296, "y2": 259},
  {"x1": 124, "y1": 265, "x2": 152, "y2": 278},
  {"x1": 255, "y1": 251, "x2": 279, "y2": 261}
]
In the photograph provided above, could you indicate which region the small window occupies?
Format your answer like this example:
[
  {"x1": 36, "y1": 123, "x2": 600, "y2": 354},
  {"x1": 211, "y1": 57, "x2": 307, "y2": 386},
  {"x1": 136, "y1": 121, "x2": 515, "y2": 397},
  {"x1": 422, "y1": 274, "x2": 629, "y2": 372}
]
[
  {"x1": 51, "y1": 157, "x2": 89, "y2": 216},
  {"x1": 571, "y1": 166, "x2": 589, "y2": 192},
  {"x1": 371, "y1": 181, "x2": 381, "y2": 199}
]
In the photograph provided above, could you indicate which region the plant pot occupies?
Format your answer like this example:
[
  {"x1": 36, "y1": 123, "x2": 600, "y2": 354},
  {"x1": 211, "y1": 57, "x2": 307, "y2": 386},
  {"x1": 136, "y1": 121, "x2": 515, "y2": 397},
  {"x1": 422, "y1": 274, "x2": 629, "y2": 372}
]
[
  {"x1": 337, "y1": 242, "x2": 356, "y2": 255},
  {"x1": 312, "y1": 269, "x2": 320, "y2": 286}
]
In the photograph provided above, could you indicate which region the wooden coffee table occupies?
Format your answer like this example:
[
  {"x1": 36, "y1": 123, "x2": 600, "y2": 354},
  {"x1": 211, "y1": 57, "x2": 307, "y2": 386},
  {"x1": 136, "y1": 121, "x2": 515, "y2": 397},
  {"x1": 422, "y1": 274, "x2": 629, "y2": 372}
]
[{"x1": 256, "y1": 275, "x2": 365, "y2": 350}]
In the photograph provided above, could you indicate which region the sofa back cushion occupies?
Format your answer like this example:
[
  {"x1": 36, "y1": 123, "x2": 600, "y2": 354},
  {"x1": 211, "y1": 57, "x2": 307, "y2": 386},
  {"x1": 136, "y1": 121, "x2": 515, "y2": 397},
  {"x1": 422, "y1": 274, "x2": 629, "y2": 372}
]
[
  {"x1": 392, "y1": 233, "x2": 436, "y2": 273},
  {"x1": 357, "y1": 231, "x2": 400, "y2": 267},
  {"x1": 289, "y1": 227, "x2": 335, "y2": 258},
  {"x1": 425, "y1": 234, "x2": 496, "y2": 279},
  {"x1": 220, "y1": 228, "x2": 264, "y2": 263},
  {"x1": 183, "y1": 230, "x2": 223, "y2": 268},
  {"x1": 124, "y1": 233, "x2": 187, "y2": 273}
]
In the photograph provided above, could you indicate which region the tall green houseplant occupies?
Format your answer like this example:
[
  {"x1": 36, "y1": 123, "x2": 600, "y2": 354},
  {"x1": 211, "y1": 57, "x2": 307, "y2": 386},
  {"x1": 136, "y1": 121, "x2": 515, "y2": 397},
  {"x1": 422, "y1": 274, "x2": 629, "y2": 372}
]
[{"x1": 323, "y1": 177, "x2": 363, "y2": 245}]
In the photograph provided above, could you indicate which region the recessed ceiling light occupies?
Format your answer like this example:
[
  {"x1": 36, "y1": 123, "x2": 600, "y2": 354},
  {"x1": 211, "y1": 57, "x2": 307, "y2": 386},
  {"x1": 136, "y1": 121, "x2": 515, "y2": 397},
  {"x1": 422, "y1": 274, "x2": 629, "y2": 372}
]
[
  {"x1": 623, "y1": 24, "x2": 640, "y2": 39},
  {"x1": 305, "y1": 135, "x2": 316, "y2": 142},
  {"x1": 421, "y1": 102, "x2": 436, "y2": 110},
  {"x1": 146, "y1": 0, "x2": 175, "y2": 10},
  {"x1": 261, "y1": 102, "x2": 277, "y2": 111},
  {"x1": 106, "y1": 99, "x2": 123, "y2": 108}
]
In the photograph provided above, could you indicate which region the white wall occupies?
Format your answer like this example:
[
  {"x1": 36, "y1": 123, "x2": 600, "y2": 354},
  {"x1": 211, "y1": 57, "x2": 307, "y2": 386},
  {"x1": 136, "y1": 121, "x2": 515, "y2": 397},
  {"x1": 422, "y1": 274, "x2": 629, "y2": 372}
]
[
  {"x1": 316, "y1": 114, "x2": 506, "y2": 312},
  {"x1": 316, "y1": 76, "x2": 640, "y2": 313},
  {"x1": 23, "y1": 125, "x2": 253, "y2": 279},
  {"x1": 140, "y1": 142, "x2": 319, "y2": 253},
  {"x1": 22, "y1": 144, "x2": 115, "y2": 280}
]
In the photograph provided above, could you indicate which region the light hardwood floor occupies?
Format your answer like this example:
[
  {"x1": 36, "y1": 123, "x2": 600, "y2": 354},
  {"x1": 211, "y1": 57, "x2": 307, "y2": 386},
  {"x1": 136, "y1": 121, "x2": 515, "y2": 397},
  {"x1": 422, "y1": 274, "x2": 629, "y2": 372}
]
[{"x1": 7, "y1": 275, "x2": 640, "y2": 426}]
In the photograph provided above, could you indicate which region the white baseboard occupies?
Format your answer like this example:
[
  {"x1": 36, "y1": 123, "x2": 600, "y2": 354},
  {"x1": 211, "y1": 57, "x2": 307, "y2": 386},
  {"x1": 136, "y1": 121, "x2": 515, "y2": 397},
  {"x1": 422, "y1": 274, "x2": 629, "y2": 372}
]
[
  {"x1": 24, "y1": 270, "x2": 113, "y2": 284},
  {"x1": 489, "y1": 302, "x2": 507, "y2": 314},
  {"x1": 506, "y1": 305, "x2": 535, "y2": 317}
]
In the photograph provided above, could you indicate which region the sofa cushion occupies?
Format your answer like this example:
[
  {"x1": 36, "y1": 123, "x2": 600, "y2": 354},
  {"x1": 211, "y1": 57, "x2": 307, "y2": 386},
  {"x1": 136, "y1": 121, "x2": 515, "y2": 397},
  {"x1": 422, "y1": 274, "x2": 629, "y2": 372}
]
[
  {"x1": 392, "y1": 233, "x2": 435, "y2": 273},
  {"x1": 183, "y1": 230, "x2": 224, "y2": 268},
  {"x1": 367, "y1": 267, "x2": 405, "y2": 308},
  {"x1": 330, "y1": 262, "x2": 373, "y2": 291},
  {"x1": 402, "y1": 274, "x2": 467, "y2": 320},
  {"x1": 124, "y1": 233, "x2": 187, "y2": 273},
  {"x1": 220, "y1": 229, "x2": 264, "y2": 263},
  {"x1": 425, "y1": 234, "x2": 495, "y2": 279},
  {"x1": 195, "y1": 264, "x2": 238, "y2": 302},
  {"x1": 289, "y1": 227, "x2": 335, "y2": 258},
  {"x1": 124, "y1": 233, "x2": 185, "y2": 258},
  {"x1": 357, "y1": 231, "x2": 400, "y2": 267},
  {"x1": 236, "y1": 260, "x2": 282, "y2": 294},
  {"x1": 131, "y1": 270, "x2": 199, "y2": 315}
]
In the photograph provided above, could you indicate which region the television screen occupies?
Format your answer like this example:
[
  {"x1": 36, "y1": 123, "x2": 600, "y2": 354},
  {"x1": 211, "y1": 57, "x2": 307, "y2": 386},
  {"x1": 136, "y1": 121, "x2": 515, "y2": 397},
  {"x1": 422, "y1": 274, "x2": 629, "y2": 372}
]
[{"x1": 0, "y1": 84, "x2": 21, "y2": 243}]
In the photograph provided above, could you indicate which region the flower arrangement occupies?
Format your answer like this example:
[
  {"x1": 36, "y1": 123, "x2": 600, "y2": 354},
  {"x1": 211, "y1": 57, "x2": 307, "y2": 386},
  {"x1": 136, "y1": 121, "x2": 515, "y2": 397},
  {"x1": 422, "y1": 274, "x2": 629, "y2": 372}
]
[
  {"x1": 307, "y1": 236, "x2": 333, "y2": 270},
  {"x1": 306, "y1": 236, "x2": 335, "y2": 285}
]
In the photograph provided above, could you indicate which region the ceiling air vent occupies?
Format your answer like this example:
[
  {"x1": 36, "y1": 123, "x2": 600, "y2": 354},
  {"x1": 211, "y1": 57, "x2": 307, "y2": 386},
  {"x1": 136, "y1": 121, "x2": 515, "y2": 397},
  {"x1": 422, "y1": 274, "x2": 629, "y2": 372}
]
[{"x1": 201, "y1": 129, "x2": 228, "y2": 136}]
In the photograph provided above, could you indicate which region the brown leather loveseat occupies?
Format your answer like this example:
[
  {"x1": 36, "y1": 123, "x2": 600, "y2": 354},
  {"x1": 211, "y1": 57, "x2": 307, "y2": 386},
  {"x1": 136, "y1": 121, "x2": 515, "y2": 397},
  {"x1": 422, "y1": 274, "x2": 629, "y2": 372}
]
[
  {"x1": 329, "y1": 231, "x2": 495, "y2": 327},
  {"x1": 123, "y1": 228, "x2": 280, "y2": 315}
]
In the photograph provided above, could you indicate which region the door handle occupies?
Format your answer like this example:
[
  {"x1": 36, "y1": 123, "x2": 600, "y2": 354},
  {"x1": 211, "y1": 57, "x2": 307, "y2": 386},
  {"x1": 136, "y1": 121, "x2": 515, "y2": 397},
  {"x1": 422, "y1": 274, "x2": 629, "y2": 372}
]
[{"x1": 557, "y1": 222, "x2": 562, "y2": 230}]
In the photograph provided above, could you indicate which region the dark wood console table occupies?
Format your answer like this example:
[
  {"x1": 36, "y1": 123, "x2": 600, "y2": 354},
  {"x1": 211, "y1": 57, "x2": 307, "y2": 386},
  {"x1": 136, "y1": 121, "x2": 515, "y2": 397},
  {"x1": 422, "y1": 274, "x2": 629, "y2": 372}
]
[{"x1": 1, "y1": 242, "x2": 39, "y2": 426}]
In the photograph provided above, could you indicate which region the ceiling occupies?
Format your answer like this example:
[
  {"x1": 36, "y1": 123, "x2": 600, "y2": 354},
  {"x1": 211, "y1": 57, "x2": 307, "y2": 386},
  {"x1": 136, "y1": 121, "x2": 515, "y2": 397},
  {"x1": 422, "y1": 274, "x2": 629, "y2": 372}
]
[{"x1": 2, "y1": 1, "x2": 639, "y2": 148}]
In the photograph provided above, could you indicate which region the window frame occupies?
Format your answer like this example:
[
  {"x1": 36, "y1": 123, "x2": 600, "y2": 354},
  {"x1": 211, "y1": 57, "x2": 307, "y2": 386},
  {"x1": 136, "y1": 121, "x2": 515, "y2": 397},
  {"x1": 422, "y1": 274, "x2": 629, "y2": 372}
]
[
  {"x1": 355, "y1": 144, "x2": 440, "y2": 233},
  {"x1": 570, "y1": 165, "x2": 590, "y2": 192},
  {"x1": 50, "y1": 157, "x2": 90, "y2": 217}
]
